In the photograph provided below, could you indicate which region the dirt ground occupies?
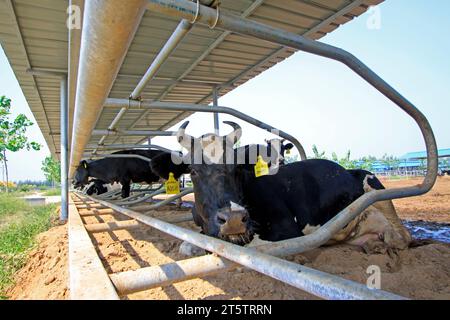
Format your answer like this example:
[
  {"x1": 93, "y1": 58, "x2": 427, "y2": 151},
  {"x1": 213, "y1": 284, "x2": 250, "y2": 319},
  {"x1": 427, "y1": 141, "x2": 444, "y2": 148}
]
[
  {"x1": 382, "y1": 176, "x2": 450, "y2": 223},
  {"x1": 5, "y1": 177, "x2": 450, "y2": 300}
]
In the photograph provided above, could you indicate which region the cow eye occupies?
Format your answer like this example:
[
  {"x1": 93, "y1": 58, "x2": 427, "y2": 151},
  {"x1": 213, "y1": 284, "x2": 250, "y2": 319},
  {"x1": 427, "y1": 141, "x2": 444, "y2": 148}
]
[{"x1": 190, "y1": 169, "x2": 197, "y2": 177}]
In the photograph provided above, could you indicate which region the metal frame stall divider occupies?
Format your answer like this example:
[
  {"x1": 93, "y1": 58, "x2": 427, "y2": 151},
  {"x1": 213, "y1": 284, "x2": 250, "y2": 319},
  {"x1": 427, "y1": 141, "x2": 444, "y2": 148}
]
[{"x1": 66, "y1": 0, "x2": 439, "y2": 300}]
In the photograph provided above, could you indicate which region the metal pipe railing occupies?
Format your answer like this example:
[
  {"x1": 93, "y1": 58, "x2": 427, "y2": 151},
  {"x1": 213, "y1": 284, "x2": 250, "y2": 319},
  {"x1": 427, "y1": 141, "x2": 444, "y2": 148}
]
[
  {"x1": 92, "y1": 106, "x2": 129, "y2": 154},
  {"x1": 26, "y1": 69, "x2": 69, "y2": 221},
  {"x1": 79, "y1": 193, "x2": 404, "y2": 300},
  {"x1": 68, "y1": 0, "x2": 84, "y2": 149},
  {"x1": 144, "y1": 0, "x2": 438, "y2": 202},
  {"x1": 85, "y1": 144, "x2": 173, "y2": 153},
  {"x1": 130, "y1": 20, "x2": 192, "y2": 99},
  {"x1": 81, "y1": 154, "x2": 153, "y2": 162},
  {"x1": 104, "y1": 99, "x2": 308, "y2": 160},
  {"x1": 69, "y1": 0, "x2": 148, "y2": 178},
  {"x1": 60, "y1": 77, "x2": 69, "y2": 221},
  {"x1": 91, "y1": 129, "x2": 175, "y2": 137}
]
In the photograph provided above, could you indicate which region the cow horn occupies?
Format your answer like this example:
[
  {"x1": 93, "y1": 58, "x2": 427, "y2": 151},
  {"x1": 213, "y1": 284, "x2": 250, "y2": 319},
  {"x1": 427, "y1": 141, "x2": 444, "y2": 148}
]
[
  {"x1": 223, "y1": 121, "x2": 242, "y2": 145},
  {"x1": 177, "y1": 121, "x2": 194, "y2": 150}
]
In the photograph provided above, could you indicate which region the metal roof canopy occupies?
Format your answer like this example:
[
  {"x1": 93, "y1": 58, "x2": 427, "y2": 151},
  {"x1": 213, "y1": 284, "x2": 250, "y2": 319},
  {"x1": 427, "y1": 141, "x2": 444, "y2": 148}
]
[{"x1": 1, "y1": 0, "x2": 384, "y2": 163}]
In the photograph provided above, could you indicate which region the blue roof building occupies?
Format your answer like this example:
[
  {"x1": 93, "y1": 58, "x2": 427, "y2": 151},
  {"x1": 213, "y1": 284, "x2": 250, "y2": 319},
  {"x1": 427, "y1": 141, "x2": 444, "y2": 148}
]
[{"x1": 400, "y1": 148, "x2": 450, "y2": 160}]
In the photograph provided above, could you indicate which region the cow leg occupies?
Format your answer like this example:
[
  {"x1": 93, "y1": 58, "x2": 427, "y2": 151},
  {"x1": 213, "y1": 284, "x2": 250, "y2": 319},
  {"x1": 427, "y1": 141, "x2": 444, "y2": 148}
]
[
  {"x1": 121, "y1": 181, "x2": 131, "y2": 198},
  {"x1": 372, "y1": 200, "x2": 411, "y2": 250},
  {"x1": 344, "y1": 206, "x2": 406, "y2": 254},
  {"x1": 361, "y1": 174, "x2": 412, "y2": 250}
]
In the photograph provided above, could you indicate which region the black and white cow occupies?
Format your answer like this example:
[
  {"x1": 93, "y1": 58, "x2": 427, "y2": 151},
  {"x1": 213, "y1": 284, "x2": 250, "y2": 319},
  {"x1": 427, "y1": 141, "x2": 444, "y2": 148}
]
[
  {"x1": 265, "y1": 138, "x2": 294, "y2": 165},
  {"x1": 73, "y1": 150, "x2": 165, "y2": 198},
  {"x1": 174, "y1": 121, "x2": 411, "y2": 253},
  {"x1": 85, "y1": 179, "x2": 108, "y2": 196}
]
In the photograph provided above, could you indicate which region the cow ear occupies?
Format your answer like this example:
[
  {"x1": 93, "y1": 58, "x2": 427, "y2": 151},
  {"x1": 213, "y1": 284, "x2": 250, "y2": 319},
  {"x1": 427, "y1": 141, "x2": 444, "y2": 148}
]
[
  {"x1": 81, "y1": 160, "x2": 88, "y2": 169},
  {"x1": 285, "y1": 143, "x2": 294, "y2": 150}
]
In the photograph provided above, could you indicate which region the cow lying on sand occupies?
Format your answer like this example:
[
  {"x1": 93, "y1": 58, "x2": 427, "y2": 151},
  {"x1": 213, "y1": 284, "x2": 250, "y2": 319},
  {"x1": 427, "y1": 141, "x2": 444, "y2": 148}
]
[{"x1": 174, "y1": 121, "x2": 411, "y2": 254}]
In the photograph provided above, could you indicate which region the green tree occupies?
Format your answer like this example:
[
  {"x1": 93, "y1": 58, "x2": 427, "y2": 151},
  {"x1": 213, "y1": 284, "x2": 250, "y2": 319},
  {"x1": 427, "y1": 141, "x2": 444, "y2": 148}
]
[
  {"x1": 41, "y1": 156, "x2": 61, "y2": 186},
  {"x1": 0, "y1": 96, "x2": 41, "y2": 192},
  {"x1": 381, "y1": 154, "x2": 400, "y2": 171},
  {"x1": 311, "y1": 145, "x2": 327, "y2": 159},
  {"x1": 332, "y1": 150, "x2": 358, "y2": 169},
  {"x1": 359, "y1": 155, "x2": 377, "y2": 171}
]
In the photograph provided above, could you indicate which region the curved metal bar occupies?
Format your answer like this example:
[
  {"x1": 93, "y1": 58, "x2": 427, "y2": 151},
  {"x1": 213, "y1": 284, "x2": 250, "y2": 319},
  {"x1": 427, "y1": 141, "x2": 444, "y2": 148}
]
[
  {"x1": 114, "y1": 188, "x2": 167, "y2": 206},
  {"x1": 80, "y1": 192, "x2": 405, "y2": 300},
  {"x1": 144, "y1": 0, "x2": 438, "y2": 201},
  {"x1": 82, "y1": 153, "x2": 153, "y2": 163},
  {"x1": 105, "y1": 98, "x2": 307, "y2": 160},
  {"x1": 143, "y1": 188, "x2": 194, "y2": 210},
  {"x1": 85, "y1": 144, "x2": 174, "y2": 154}
]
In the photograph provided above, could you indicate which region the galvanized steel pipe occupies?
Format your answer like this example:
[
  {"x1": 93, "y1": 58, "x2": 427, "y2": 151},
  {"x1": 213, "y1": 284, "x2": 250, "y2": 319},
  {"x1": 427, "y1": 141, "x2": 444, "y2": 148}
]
[
  {"x1": 60, "y1": 76, "x2": 69, "y2": 221},
  {"x1": 85, "y1": 144, "x2": 173, "y2": 153},
  {"x1": 81, "y1": 193, "x2": 405, "y2": 300},
  {"x1": 69, "y1": 0, "x2": 148, "y2": 178},
  {"x1": 91, "y1": 129, "x2": 175, "y2": 137},
  {"x1": 104, "y1": 99, "x2": 307, "y2": 160},
  {"x1": 131, "y1": 20, "x2": 192, "y2": 99},
  {"x1": 145, "y1": 0, "x2": 438, "y2": 198}
]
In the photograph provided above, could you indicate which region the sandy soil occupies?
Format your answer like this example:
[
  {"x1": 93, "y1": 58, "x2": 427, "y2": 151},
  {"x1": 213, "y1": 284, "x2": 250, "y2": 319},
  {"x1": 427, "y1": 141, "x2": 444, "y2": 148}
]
[
  {"x1": 382, "y1": 176, "x2": 450, "y2": 223},
  {"x1": 5, "y1": 177, "x2": 450, "y2": 300},
  {"x1": 6, "y1": 224, "x2": 69, "y2": 299}
]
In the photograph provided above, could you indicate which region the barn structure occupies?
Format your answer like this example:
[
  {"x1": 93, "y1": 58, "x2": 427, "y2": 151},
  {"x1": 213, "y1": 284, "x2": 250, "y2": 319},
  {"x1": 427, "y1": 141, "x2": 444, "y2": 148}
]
[{"x1": 0, "y1": 0, "x2": 439, "y2": 300}]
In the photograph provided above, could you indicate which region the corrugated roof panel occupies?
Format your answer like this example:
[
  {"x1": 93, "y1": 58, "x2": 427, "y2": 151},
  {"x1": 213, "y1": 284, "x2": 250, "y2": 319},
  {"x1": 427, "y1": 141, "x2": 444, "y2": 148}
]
[{"x1": 0, "y1": 0, "x2": 383, "y2": 158}]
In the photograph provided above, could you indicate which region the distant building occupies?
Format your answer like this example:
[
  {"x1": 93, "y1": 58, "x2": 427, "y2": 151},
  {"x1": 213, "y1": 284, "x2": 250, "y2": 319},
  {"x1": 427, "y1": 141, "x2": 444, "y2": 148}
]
[
  {"x1": 359, "y1": 148, "x2": 449, "y2": 176},
  {"x1": 400, "y1": 148, "x2": 450, "y2": 174}
]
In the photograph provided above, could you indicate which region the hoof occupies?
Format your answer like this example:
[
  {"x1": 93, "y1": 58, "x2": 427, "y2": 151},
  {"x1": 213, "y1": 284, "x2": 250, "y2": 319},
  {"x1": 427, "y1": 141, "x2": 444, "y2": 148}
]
[{"x1": 362, "y1": 240, "x2": 388, "y2": 255}]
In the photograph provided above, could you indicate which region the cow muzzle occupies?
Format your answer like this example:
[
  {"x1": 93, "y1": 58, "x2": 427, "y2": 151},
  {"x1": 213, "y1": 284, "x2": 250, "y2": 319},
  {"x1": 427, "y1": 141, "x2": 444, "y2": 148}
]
[{"x1": 216, "y1": 203, "x2": 253, "y2": 245}]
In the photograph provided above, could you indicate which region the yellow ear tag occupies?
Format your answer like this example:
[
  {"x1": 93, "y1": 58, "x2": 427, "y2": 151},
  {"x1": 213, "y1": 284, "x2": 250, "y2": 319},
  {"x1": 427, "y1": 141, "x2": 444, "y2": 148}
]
[
  {"x1": 254, "y1": 155, "x2": 269, "y2": 178},
  {"x1": 165, "y1": 172, "x2": 180, "y2": 195},
  {"x1": 83, "y1": 162, "x2": 87, "y2": 169},
  {"x1": 285, "y1": 149, "x2": 291, "y2": 155}
]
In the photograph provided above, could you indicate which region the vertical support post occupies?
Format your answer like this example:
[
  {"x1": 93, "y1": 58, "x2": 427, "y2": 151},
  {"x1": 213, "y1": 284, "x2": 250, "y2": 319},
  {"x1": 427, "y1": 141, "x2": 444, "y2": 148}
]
[
  {"x1": 60, "y1": 76, "x2": 69, "y2": 221},
  {"x1": 212, "y1": 87, "x2": 220, "y2": 134}
]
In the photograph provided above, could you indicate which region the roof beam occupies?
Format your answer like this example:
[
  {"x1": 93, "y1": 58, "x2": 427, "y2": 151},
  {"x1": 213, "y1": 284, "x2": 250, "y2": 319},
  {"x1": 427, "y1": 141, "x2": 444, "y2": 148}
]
[{"x1": 4, "y1": 0, "x2": 56, "y2": 156}]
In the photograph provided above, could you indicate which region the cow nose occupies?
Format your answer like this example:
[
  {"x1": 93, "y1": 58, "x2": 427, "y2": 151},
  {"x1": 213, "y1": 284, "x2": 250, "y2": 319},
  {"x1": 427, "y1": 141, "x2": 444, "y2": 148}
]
[{"x1": 217, "y1": 210, "x2": 248, "y2": 235}]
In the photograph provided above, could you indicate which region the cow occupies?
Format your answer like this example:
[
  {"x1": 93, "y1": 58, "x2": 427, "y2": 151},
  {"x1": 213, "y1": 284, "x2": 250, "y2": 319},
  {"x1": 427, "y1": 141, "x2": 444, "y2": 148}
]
[
  {"x1": 73, "y1": 149, "x2": 165, "y2": 198},
  {"x1": 265, "y1": 138, "x2": 294, "y2": 165},
  {"x1": 175, "y1": 121, "x2": 412, "y2": 254},
  {"x1": 149, "y1": 151, "x2": 190, "y2": 181},
  {"x1": 85, "y1": 179, "x2": 109, "y2": 196}
]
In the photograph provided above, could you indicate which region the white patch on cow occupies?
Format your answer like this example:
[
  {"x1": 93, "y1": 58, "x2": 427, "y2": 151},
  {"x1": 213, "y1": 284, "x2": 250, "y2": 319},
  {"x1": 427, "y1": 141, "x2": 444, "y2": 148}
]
[
  {"x1": 363, "y1": 174, "x2": 375, "y2": 193},
  {"x1": 230, "y1": 201, "x2": 246, "y2": 212},
  {"x1": 179, "y1": 241, "x2": 206, "y2": 257},
  {"x1": 302, "y1": 224, "x2": 321, "y2": 235},
  {"x1": 200, "y1": 134, "x2": 226, "y2": 164}
]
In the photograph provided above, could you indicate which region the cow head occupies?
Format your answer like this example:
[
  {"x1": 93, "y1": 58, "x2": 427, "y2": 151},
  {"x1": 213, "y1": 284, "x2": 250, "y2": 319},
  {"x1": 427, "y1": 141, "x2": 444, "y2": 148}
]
[
  {"x1": 73, "y1": 160, "x2": 89, "y2": 189},
  {"x1": 177, "y1": 121, "x2": 257, "y2": 245},
  {"x1": 265, "y1": 138, "x2": 294, "y2": 165}
]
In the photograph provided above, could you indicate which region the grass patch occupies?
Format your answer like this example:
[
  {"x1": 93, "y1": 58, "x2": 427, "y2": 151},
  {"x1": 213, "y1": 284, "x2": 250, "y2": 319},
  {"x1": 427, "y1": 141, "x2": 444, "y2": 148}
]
[
  {"x1": 42, "y1": 188, "x2": 60, "y2": 196},
  {"x1": 0, "y1": 194, "x2": 57, "y2": 299},
  {"x1": 0, "y1": 193, "x2": 29, "y2": 218}
]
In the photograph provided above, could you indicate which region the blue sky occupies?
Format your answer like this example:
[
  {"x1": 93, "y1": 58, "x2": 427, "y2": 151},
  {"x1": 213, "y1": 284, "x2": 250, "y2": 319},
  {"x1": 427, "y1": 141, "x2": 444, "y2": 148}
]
[{"x1": 1, "y1": 0, "x2": 449, "y2": 181}]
